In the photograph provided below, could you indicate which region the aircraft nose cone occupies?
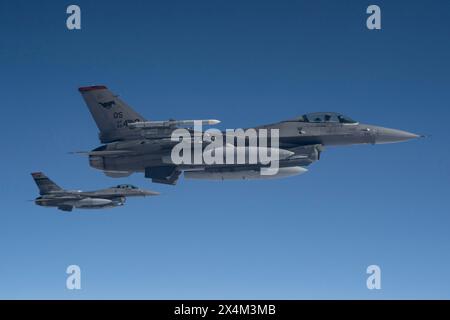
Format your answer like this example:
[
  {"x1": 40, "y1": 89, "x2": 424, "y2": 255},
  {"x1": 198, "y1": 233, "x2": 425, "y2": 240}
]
[
  {"x1": 375, "y1": 127, "x2": 420, "y2": 144},
  {"x1": 142, "y1": 190, "x2": 160, "y2": 196}
]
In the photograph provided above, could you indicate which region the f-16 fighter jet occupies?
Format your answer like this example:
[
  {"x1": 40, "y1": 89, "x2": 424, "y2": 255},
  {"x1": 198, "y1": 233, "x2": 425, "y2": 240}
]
[
  {"x1": 31, "y1": 172, "x2": 159, "y2": 212},
  {"x1": 77, "y1": 85, "x2": 421, "y2": 185}
]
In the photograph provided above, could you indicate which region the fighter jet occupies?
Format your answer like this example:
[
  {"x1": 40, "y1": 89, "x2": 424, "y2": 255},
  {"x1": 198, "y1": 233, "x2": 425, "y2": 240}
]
[
  {"x1": 31, "y1": 172, "x2": 159, "y2": 212},
  {"x1": 77, "y1": 85, "x2": 421, "y2": 185}
]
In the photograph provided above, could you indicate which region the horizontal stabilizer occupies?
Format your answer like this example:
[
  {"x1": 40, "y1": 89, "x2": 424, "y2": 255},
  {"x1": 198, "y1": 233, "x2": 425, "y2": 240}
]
[{"x1": 71, "y1": 150, "x2": 133, "y2": 156}]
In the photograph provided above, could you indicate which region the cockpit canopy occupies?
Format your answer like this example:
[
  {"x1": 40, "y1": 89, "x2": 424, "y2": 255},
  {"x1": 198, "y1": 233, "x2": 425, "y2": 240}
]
[
  {"x1": 114, "y1": 184, "x2": 138, "y2": 190},
  {"x1": 295, "y1": 112, "x2": 358, "y2": 124}
]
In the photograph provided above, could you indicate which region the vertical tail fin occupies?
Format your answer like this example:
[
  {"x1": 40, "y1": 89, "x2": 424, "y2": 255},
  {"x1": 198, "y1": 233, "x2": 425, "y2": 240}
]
[
  {"x1": 78, "y1": 85, "x2": 146, "y2": 143},
  {"x1": 31, "y1": 172, "x2": 62, "y2": 195}
]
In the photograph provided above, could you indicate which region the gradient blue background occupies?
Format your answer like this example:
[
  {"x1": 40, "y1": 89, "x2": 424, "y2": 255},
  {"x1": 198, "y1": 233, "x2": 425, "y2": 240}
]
[{"x1": 1, "y1": 0, "x2": 449, "y2": 299}]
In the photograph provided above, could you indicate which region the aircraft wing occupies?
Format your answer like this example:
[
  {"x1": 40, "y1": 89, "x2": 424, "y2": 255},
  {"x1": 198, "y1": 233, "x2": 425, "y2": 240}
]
[{"x1": 35, "y1": 195, "x2": 83, "y2": 202}]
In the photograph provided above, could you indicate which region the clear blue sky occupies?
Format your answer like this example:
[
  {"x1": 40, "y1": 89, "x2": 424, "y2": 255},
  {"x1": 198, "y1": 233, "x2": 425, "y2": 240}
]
[{"x1": 0, "y1": 0, "x2": 449, "y2": 299}]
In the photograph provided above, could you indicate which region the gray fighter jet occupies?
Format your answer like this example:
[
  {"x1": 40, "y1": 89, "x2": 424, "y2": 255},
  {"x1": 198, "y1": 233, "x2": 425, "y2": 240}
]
[
  {"x1": 31, "y1": 172, "x2": 159, "y2": 212},
  {"x1": 77, "y1": 85, "x2": 421, "y2": 185}
]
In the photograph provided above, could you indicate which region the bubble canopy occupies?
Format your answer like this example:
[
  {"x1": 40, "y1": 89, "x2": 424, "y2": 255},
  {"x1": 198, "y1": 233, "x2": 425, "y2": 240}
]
[
  {"x1": 114, "y1": 184, "x2": 138, "y2": 189},
  {"x1": 295, "y1": 112, "x2": 358, "y2": 124}
]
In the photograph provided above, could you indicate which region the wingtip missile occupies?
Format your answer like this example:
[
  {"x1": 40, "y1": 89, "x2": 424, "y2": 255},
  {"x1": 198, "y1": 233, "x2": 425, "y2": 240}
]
[
  {"x1": 204, "y1": 119, "x2": 221, "y2": 125},
  {"x1": 128, "y1": 119, "x2": 221, "y2": 129}
]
